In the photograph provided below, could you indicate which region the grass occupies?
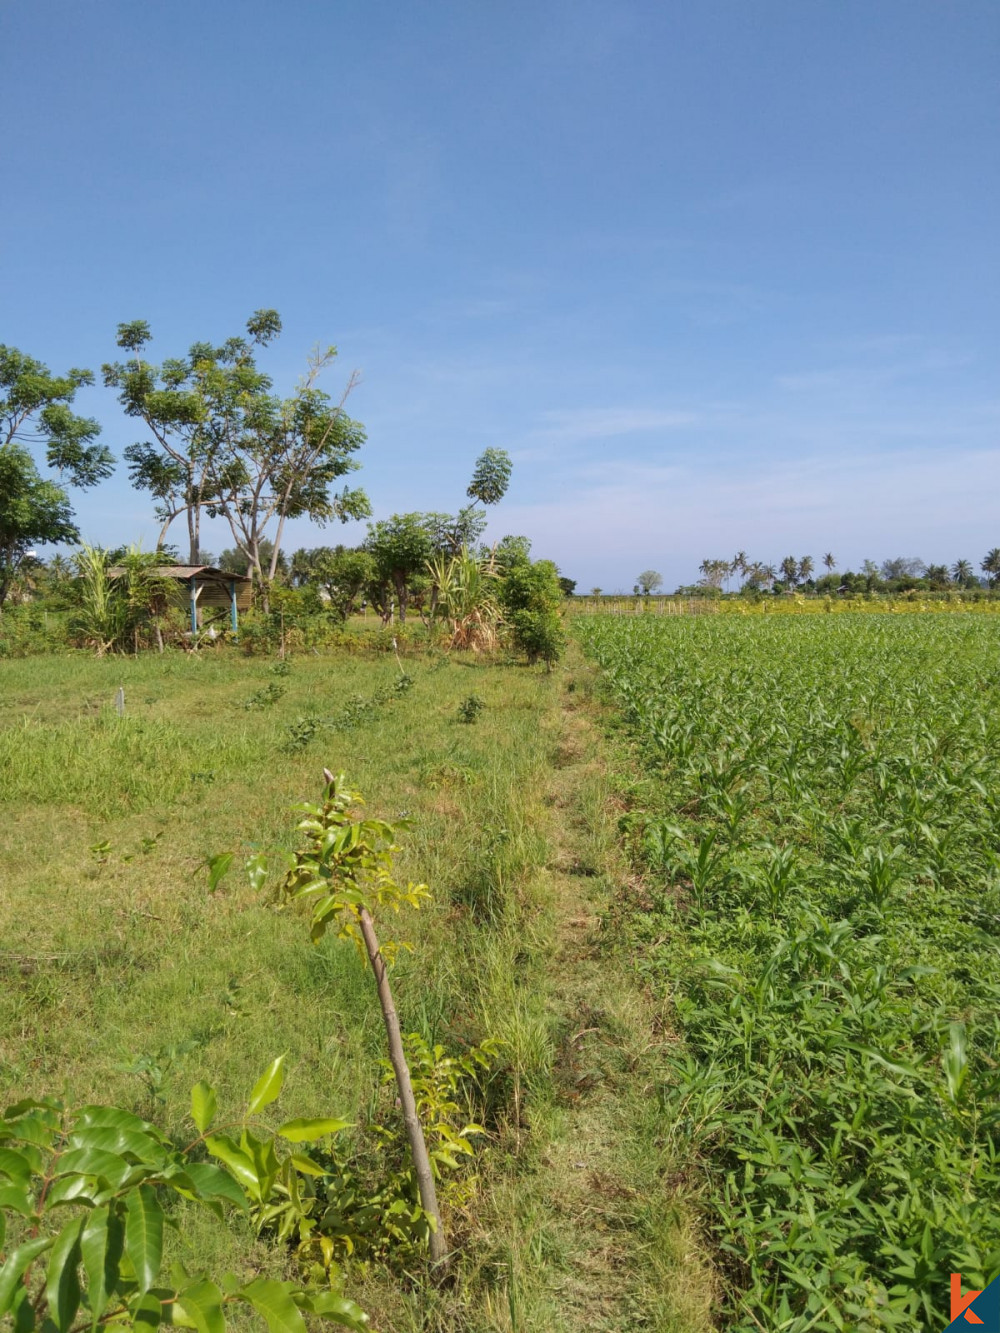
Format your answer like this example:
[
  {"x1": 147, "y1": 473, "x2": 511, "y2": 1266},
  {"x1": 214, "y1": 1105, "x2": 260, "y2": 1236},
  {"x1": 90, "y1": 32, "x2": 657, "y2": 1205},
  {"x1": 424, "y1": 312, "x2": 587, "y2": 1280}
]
[{"x1": 0, "y1": 639, "x2": 706, "y2": 1330}]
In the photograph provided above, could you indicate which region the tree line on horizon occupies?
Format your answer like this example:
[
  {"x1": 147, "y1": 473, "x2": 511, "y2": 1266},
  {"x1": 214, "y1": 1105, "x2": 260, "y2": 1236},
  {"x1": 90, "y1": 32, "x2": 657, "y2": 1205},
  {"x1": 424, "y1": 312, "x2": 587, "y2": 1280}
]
[{"x1": 0, "y1": 315, "x2": 578, "y2": 619}]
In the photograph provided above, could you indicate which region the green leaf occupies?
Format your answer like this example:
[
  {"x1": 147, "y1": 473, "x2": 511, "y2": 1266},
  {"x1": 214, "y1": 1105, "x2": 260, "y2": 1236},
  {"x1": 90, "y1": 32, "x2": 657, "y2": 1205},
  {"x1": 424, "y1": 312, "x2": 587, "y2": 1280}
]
[
  {"x1": 75, "y1": 1107, "x2": 155, "y2": 1134},
  {"x1": 80, "y1": 1205, "x2": 124, "y2": 1327},
  {"x1": 182, "y1": 1162, "x2": 248, "y2": 1211},
  {"x1": 190, "y1": 1083, "x2": 217, "y2": 1135},
  {"x1": 277, "y1": 1118, "x2": 352, "y2": 1143},
  {"x1": 45, "y1": 1216, "x2": 83, "y2": 1333},
  {"x1": 0, "y1": 1184, "x2": 34, "y2": 1215},
  {"x1": 296, "y1": 1289, "x2": 369, "y2": 1330},
  {"x1": 243, "y1": 1279, "x2": 307, "y2": 1333},
  {"x1": 245, "y1": 854, "x2": 270, "y2": 893},
  {"x1": 175, "y1": 1280, "x2": 225, "y2": 1333},
  {"x1": 205, "y1": 853, "x2": 234, "y2": 894},
  {"x1": 131, "y1": 1291, "x2": 163, "y2": 1332},
  {"x1": 247, "y1": 1056, "x2": 285, "y2": 1116},
  {"x1": 0, "y1": 1237, "x2": 53, "y2": 1318},
  {"x1": 125, "y1": 1184, "x2": 164, "y2": 1294},
  {"x1": 204, "y1": 1135, "x2": 260, "y2": 1198},
  {"x1": 0, "y1": 1148, "x2": 32, "y2": 1183}
]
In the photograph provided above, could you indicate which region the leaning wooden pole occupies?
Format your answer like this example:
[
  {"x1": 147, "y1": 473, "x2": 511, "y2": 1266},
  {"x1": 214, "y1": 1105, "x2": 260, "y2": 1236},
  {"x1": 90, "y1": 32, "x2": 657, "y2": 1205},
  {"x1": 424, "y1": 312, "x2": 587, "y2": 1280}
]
[{"x1": 322, "y1": 769, "x2": 446, "y2": 1266}]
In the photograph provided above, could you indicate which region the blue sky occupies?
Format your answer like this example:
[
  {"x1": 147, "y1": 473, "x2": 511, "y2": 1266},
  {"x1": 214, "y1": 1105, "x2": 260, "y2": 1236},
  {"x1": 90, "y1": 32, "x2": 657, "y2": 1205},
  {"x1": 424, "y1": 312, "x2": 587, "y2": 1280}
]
[{"x1": 3, "y1": 0, "x2": 997, "y2": 590}]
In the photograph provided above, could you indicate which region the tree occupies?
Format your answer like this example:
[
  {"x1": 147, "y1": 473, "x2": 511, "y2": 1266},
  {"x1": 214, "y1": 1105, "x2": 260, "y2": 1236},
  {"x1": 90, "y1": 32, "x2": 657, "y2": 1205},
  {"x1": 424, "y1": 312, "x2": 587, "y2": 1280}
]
[
  {"x1": 925, "y1": 563, "x2": 951, "y2": 589},
  {"x1": 952, "y1": 558, "x2": 974, "y2": 588},
  {"x1": 366, "y1": 514, "x2": 434, "y2": 623},
  {"x1": 823, "y1": 552, "x2": 836, "y2": 574},
  {"x1": 0, "y1": 344, "x2": 113, "y2": 607},
  {"x1": 293, "y1": 545, "x2": 374, "y2": 620},
  {"x1": 498, "y1": 558, "x2": 565, "y2": 667},
  {"x1": 0, "y1": 445, "x2": 79, "y2": 607},
  {"x1": 637, "y1": 569, "x2": 664, "y2": 595},
  {"x1": 732, "y1": 551, "x2": 748, "y2": 588},
  {"x1": 467, "y1": 448, "x2": 512, "y2": 508},
  {"x1": 981, "y1": 549, "x2": 1000, "y2": 588},
  {"x1": 558, "y1": 576, "x2": 577, "y2": 597},
  {"x1": 880, "y1": 556, "x2": 925, "y2": 581},
  {"x1": 104, "y1": 312, "x2": 370, "y2": 593},
  {"x1": 1, "y1": 344, "x2": 113, "y2": 488},
  {"x1": 780, "y1": 556, "x2": 799, "y2": 588},
  {"x1": 798, "y1": 555, "x2": 815, "y2": 585}
]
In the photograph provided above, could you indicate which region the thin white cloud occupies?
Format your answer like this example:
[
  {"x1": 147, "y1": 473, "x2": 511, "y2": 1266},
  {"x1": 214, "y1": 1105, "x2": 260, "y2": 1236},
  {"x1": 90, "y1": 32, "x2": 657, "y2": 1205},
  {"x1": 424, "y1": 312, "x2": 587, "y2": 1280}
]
[{"x1": 535, "y1": 407, "x2": 702, "y2": 439}]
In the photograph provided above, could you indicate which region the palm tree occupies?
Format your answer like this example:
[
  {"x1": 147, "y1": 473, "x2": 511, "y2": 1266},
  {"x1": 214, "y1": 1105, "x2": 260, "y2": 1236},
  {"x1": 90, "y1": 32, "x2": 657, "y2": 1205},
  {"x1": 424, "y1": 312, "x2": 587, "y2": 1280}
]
[
  {"x1": 780, "y1": 556, "x2": 799, "y2": 588},
  {"x1": 798, "y1": 556, "x2": 815, "y2": 585},
  {"x1": 762, "y1": 564, "x2": 777, "y2": 591},
  {"x1": 925, "y1": 564, "x2": 951, "y2": 589},
  {"x1": 981, "y1": 549, "x2": 1000, "y2": 588},
  {"x1": 951, "y1": 559, "x2": 973, "y2": 588},
  {"x1": 823, "y1": 552, "x2": 836, "y2": 574},
  {"x1": 732, "y1": 551, "x2": 748, "y2": 589}
]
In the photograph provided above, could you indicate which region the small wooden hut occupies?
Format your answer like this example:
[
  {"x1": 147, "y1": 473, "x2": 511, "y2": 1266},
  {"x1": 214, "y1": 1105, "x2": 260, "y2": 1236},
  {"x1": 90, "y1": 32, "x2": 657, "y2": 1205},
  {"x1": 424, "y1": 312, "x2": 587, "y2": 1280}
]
[{"x1": 109, "y1": 566, "x2": 253, "y2": 635}]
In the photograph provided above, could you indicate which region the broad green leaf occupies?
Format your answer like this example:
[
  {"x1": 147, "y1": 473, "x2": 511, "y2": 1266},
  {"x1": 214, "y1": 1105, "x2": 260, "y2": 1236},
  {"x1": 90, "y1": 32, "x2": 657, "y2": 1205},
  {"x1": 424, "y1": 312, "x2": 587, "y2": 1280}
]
[
  {"x1": 66, "y1": 1126, "x2": 166, "y2": 1164},
  {"x1": 242, "y1": 1278, "x2": 307, "y2": 1333},
  {"x1": 182, "y1": 1162, "x2": 248, "y2": 1210},
  {"x1": 81, "y1": 1205, "x2": 124, "y2": 1326},
  {"x1": 131, "y1": 1291, "x2": 163, "y2": 1332},
  {"x1": 247, "y1": 1056, "x2": 285, "y2": 1116},
  {"x1": 288, "y1": 1153, "x2": 327, "y2": 1177},
  {"x1": 0, "y1": 1236, "x2": 53, "y2": 1317},
  {"x1": 296, "y1": 1289, "x2": 369, "y2": 1330},
  {"x1": 57, "y1": 1147, "x2": 135, "y2": 1189},
  {"x1": 190, "y1": 1083, "x2": 217, "y2": 1135},
  {"x1": 45, "y1": 1174, "x2": 96, "y2": 1208},
  {"x1": 75, "y1": 1107, "x2": 155, "y2": 1134},
  {"x1": 206, "y1": 853, "x2": 235, "y2": 893},
  {"x1": 0, "y1": 1148, "x2": 32, "y2": 1183},
  {"x1": 125, "y1": 1185, "x2": 164, "y2": 1294},
  {"x1": 245, "y1": 854, "x2": 270, "y2": 893},
  {"x1": 277, "y1": 1118, "x2": 352, "y2": 1143},
  {"x1": 45, "y1": 1216, "x2": 83, "y2": 1333},
  {"x1": 0, "y1": 1184, "x2": 33, "y2": 1215},
  {"x1": 204, "y1": 1135, "x2": 260, "y2": 1197},
  {"x1": 175, "y1": 1280, "x2": 225, "y2": 1333}
]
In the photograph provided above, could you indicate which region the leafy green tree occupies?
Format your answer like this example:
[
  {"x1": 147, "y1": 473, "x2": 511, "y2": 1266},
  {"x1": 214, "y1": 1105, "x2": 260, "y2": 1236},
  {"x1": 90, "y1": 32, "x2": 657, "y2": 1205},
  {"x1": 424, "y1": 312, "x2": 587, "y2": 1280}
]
[
  {"x1": 981, "y1": 548, "x2": 1000, "y2": 588},
  {"x1": 421, "y1": 508, "x2": 488, "y2": 556},
  {"x1": 293, "y1": 546, "x2": 374, "y2": 620},
  {"x1": 0, "y1": 445, "x2": 79, "y2": 607},
  {"x1": 636, "y1": 570, "x2": 663, "y2": 595},
  {"x1": 925, "y1": 564, "x2": 951, "y2": 589},
  {"x1": 365, "y1": 514, "x2": 434, "y2": 623},
  {"x1": 498, "y1": 557, "x2": 565, "y2": 667},
  {"x1": 490, "y1": 534, "x2": 532, "y2": 572},
  {"x1": 558, "y1": 576, "x2": 577, "y2": 597},
  {"x1": 779, "y1": 556, "x2": 799, "y2": 588},
  {"x1": 104, "y1": 312, "x2": 369, "y2": 593},
  {"x1": 467, "y1": 448, "x2": 512, "y2": 508},
  {"x1": 951, "y1": 558, "x2": 974, "y2": 588},
  {"x1": 1, "y1": 344, "x2": 113, "y2": 488},
  {"x1": 0, "y1": 344, "x2": 114, "y2": 608}
]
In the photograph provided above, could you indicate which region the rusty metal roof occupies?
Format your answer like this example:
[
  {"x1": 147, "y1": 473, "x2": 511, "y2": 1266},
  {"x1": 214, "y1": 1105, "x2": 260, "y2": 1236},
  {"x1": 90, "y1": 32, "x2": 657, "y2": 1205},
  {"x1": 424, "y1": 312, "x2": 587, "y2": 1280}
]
[{"x1": 108, "y1": 565, "x2": 252, "y2": 582}]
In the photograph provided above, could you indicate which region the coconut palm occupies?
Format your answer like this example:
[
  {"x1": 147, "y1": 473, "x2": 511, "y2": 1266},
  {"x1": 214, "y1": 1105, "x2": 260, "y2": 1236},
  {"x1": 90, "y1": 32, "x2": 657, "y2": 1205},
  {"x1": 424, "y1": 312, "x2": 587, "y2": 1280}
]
[
  {"x1": 780, "y1": 556, "x2": 799, "y2": 588},
  {"x1": 981, "y1": 549, "x2": 1000, "y2": 588},
  {"x1": 798, "y1": 556, "x2": 815, "y2": 585},
  {"x1": 925, "y1": 564, "x2": 951, "y2": 589},
  {"x1": 732, "y1": 551, "x2": 748, "y2": 588},
  {"x1": 823, "y1": 552, "x2": 836, "y2": 574},
  {"x1": 951, "y1": 559, "x2": 973, "y2": 588}
]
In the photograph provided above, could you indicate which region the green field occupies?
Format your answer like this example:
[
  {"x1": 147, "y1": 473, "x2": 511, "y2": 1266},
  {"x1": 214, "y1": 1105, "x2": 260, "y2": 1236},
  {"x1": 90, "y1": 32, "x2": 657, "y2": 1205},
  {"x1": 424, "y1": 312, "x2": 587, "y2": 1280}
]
[
  {"x1": 0, "y1": 643, "x2": 709, "y2": 1333},
  {"x1": 578, "y1": 613, "x2": 1000, "y2": 1331}
]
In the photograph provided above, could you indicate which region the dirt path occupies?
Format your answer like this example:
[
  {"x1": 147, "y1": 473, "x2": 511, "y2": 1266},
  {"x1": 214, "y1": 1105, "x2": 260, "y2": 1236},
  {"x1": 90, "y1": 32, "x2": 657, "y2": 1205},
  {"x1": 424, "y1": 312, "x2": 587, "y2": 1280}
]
[{"x1": 505, "y1": 681, "x2": 709, "y2": 1332}]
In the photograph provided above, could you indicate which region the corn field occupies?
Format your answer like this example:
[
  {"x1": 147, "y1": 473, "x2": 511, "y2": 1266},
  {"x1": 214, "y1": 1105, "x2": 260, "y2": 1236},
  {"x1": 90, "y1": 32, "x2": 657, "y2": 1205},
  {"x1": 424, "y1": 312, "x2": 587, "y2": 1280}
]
[{"x1": 578, "y1": 613, "x2": 1000, "y2": 1331}]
